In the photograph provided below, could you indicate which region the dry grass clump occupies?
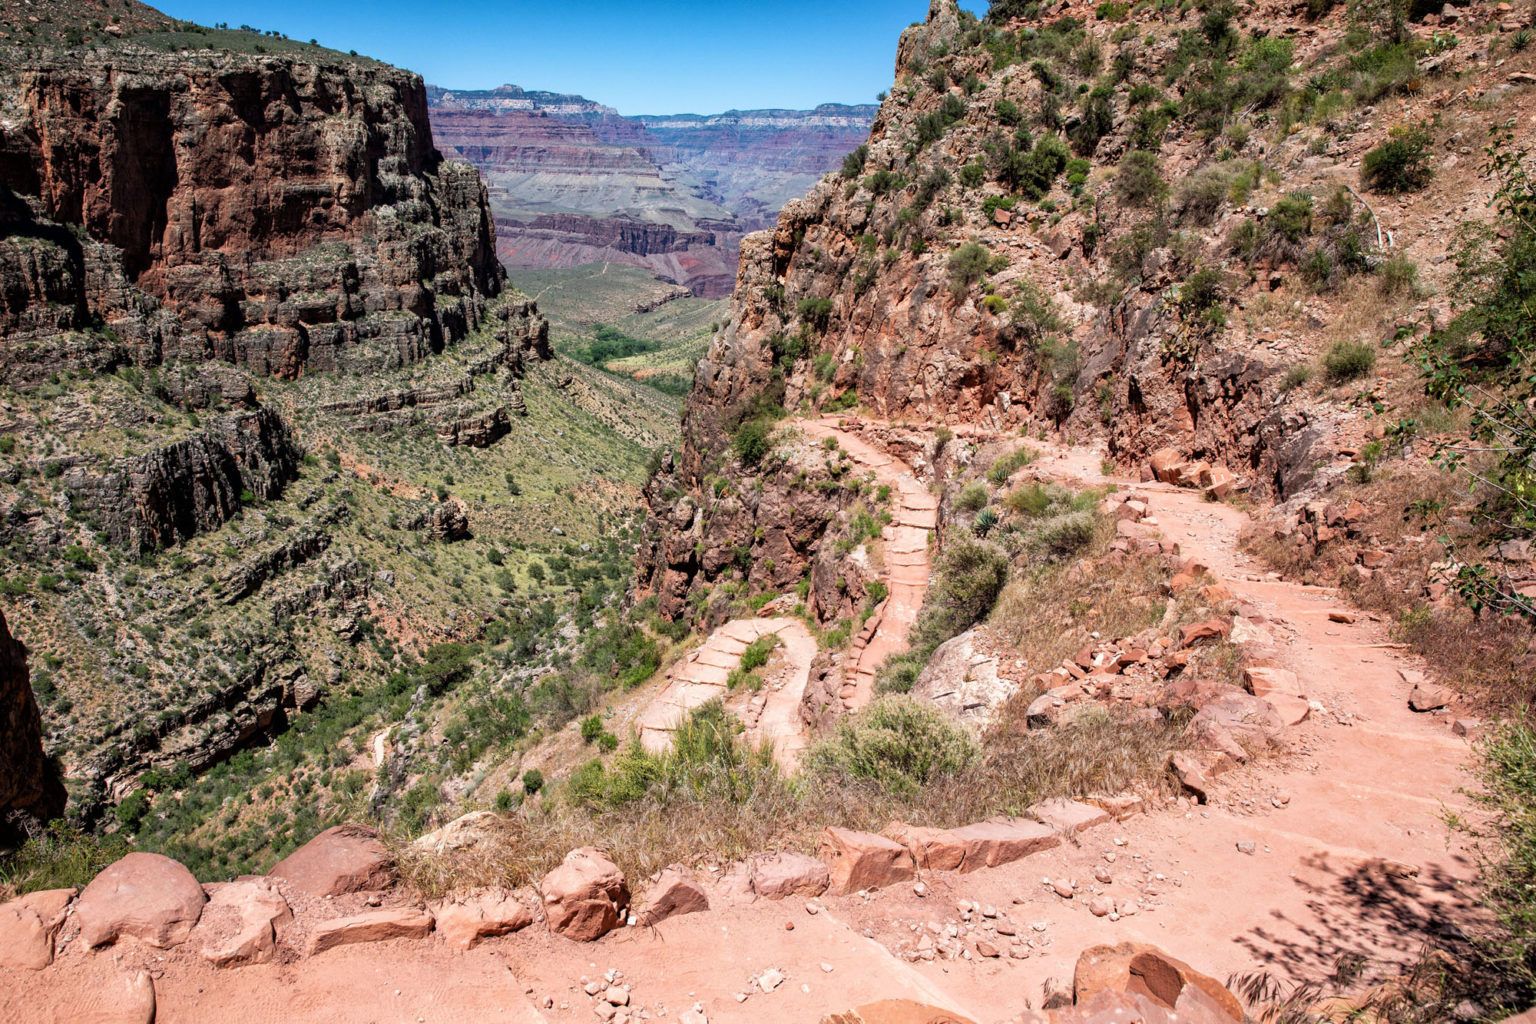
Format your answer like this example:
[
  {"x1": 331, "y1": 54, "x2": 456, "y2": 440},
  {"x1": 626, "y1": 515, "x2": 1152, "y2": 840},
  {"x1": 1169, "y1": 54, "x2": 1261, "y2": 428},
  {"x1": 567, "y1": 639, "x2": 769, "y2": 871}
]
[
  {"x1": 395, "y1": 703, "x2": 1182, "y2": 899},
  {"x1": 990, "y1": 547, "x2": 1172, "y2": 674}
]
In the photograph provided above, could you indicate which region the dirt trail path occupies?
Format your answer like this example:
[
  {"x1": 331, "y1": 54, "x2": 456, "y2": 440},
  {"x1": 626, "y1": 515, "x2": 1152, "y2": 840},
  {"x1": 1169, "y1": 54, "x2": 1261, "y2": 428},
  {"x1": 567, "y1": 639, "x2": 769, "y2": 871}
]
[
  {"x1": 635, "y1": 616, "x2": 815, "y2": 762},
  {"x1": 799, "y1": 418, "x2": 938, "y2": 711},
  {"x1": 4, "y1": 432, "x2": 1484, "y2": 1024},
  {"x1": 633, "y1": 418, "x2": 937, "y2": 765}
]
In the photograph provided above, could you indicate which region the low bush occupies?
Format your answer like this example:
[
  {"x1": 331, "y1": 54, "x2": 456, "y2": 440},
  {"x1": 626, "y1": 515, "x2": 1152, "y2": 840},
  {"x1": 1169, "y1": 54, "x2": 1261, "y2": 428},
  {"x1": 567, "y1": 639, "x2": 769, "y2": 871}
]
[
  {"x1": 987, "y1": 446, "x2": 1036, "y2": 484},
  {"x1": 955, "y1": 482, "x2": 990, "y2": 512},
  {"x1": 1116, "y1": 150, "x2": 1167, "y2": 207},
  {"x1": 805, "y1": 696, "x2": 979, "y2": 798},
  {"x1": 1322, "y1": 339, "x2": 1377, "y2": 384},
  {"x1": 947, "y1": 242, "x2": 1007, "y2": 292},
  {"x1": 1361, "y1": 123, "x2": 1434, "y2": 194},
  {"x1": 908, "y1": 537, "x2": 1010, "y2": 652}
]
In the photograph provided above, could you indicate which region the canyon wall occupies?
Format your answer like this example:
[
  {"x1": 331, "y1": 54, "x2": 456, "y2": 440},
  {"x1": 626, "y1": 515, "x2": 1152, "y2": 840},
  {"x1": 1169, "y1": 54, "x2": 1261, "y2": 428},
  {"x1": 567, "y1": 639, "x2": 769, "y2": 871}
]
[{"x1": 0, "y1": 37, "x2": 504, "y2": 382}]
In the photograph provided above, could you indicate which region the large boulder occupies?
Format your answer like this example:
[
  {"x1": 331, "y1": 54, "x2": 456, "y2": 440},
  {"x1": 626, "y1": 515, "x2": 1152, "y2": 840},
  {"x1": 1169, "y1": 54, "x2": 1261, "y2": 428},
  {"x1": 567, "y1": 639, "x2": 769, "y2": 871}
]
[
  {"x1": 749, "y1": 851, "x2": 830, "y2": 899},
  {"x1": 637, "y1": 866, "x2": 709, "y2": 926},
  {"x1": 539, "y1": 847, "x2": 629, "y2": 941},
  {"x1": 269, "y1": 823, "x2": 396, "y2": 897},
  {"x1": 190, "y1": 877, "x2": 291, "y2": 967},
  {"x1": 820, "y1": 827, "x2": 915, "y2": 894},
  {"x1": 910, "y1": 630, "x2": 1018, "y2": 731},
  {"x1": 411, "y1": 810, "x2": 503, "y2": 856},
  {"x1": 1072, "y1": 942, "x2": 1244, "y2": 1022},
  {"x1": 429, "y1": 889, "x2": 534, "y2": 949},
  {"x1": 307, "y1": 907, "x2": 434, "y2": 955},
  {"x1": 75, "y1": 852, "x2": 206, "y2": 949},
  {"x1": 0, "y1": 887, "x2": 74, "y2": 970}
]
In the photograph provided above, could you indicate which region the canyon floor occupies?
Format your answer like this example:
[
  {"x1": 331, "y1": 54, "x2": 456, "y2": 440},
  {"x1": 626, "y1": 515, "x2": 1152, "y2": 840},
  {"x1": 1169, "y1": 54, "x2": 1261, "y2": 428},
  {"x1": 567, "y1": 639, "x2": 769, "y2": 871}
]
[{"x1": 3, "y1": 421, "x2": 1482, "y2": 1024}]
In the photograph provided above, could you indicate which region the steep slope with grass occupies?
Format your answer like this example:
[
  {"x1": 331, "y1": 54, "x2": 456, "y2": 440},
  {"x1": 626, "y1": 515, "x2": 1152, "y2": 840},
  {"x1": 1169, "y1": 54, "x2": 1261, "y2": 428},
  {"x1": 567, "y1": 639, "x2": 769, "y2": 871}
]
[{"x1": 0, "y1": 1, "x2": 676, "y2": 880}]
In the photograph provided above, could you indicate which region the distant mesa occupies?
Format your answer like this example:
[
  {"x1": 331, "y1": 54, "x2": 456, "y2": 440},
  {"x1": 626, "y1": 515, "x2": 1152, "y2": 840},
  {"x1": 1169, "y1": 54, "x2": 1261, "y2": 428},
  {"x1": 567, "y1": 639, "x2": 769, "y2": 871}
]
[{"x1": 427, "y1": 83, "x2": 878, "y2": 297}]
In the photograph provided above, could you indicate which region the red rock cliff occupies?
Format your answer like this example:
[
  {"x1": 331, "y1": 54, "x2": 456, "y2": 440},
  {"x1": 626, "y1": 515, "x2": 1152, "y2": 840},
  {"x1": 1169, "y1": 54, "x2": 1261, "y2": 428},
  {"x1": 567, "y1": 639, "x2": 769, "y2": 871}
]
[{"x1": 0, "y1": 39, "x2": 504, "y2": 380}]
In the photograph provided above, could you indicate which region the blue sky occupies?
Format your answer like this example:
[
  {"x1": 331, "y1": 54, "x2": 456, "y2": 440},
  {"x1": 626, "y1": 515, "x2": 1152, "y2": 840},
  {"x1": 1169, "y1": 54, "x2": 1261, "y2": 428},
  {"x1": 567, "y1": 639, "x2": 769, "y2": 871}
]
[{"x1": 155, "y1": 0, "x2": 984, "y2": 115}]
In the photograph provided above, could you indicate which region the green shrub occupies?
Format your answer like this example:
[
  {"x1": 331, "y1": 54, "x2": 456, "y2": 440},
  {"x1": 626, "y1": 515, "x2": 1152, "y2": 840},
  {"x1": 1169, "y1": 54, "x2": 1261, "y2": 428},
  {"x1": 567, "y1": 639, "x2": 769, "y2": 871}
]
[
  {"x1": 1004, "y1": 481, "x2": 1054, "y2": 517},
  {"x1": 947, "y1": 242, "x2": 1006, "y2": 292},
  {"x1": 1280, "y1": 364, "x2": 1313, "y2": 391},
  {"x1": 909, "y1": 537, "x2": 1009, "y2": 652},
  {"x1": 955, "y1": 482, "x2": 990, "y2": 512},
  {"x1": 738, "y1": 633, "x2": 780, "y2": 673},
  {"x1": 1322, "y1": 339, "x2": 1377, "y2": 384},
  {"x1": 732, "y1": 418, "x2": 775, "y2": 467},
  {"x1": 1361, "y1": 123, "x2": 1434, "y2": 193},
  {"x1": 1116, "y1": 150, "x2": 1166, "y2": 207},
  {"x1": 0, "y1": 822, "x2": 130, "y2": 894},
  {"x1": 579, "y1": 714, "x2": 605, "y2": 743},
  {"x1": 806, "y1": 696, "x2": 978, "y2": 797},
  {"x1": 987, "y1": 446, "x2": 1036, "y2": 483},
  {"x1": 567, "y1": 702, "x2": 780, "y2": 810},
  {"x1": 797, "y1": 296, "x2": 834, "y2": 331},
  {"x1": 841, "y1": 144, "x2": 869, "y2": 178},
  {"x1": 521, "y1": 768, "x2": 545, "y2": 795},
  {"x1": 1377, "y1": 253, "x2": 1420, "y2": 298}
]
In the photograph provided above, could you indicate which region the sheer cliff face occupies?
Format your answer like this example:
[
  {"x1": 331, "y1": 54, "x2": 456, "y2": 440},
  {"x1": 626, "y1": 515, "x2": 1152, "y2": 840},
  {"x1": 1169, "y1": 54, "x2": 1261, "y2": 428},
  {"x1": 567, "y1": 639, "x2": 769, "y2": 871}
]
[
  {"x1": 0, "y1": 611, "x2": 63, "y2": 841},
  {"x1": 0, "y1": 45, "x2": 504, "y2": 382},
  {"x1": 428, "y1": 88, "x2": 877, "y2": 297}
]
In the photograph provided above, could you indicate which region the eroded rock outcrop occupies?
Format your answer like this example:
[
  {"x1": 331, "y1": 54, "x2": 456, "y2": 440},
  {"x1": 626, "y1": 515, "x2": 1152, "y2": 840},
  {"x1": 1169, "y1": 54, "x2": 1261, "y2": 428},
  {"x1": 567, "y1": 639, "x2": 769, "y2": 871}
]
[{"x1": 0, "y1": 38, "x2": 503, "y2": 380}]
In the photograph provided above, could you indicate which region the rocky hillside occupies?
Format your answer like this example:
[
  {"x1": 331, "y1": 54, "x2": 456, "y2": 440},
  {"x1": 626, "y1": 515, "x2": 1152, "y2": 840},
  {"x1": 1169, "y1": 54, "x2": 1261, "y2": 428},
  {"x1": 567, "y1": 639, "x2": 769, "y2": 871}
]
[
  {"x1": 642, "y1": 0, "x2": 1536, "y2": 630},
  {"x1": 0, "y1": 1, "x2": 672, "y2": 872},
  {"x1": 428, "y1": 85, "x2": 877, "y2": 296}
]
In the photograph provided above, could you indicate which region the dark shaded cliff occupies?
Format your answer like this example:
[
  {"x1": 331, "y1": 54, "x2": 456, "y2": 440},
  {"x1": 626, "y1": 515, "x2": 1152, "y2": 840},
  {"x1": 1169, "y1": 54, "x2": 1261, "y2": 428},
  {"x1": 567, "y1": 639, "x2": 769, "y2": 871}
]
[{"x1": 0, "y1": 611, "x2": 64, "y2": 843}]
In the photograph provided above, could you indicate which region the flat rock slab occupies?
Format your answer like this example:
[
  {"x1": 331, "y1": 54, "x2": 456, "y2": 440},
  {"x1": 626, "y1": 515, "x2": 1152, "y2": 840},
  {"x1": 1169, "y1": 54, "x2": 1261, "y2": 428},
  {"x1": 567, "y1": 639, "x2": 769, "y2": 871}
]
[
  {"x1": 1029, "y1": 798, "x2": 1112, "y2": 836},
  {"x1": 0, "y1": 887, "x2": 74, "y2": 970},
  {"x1": 430, "y1": 889, "x2": 535, "y2": 949},
  {"x1": 75, "y1": 852, "x2": 206, "y2": 950},
  {"x1": 307, "y1": 907, "x2": 434, "y2": 955},
  {"x1": 946, "y1": 819, "x2": 1061, "y2": 871},
  {"x1": 821, "y1": 827, "x2": 915, "y2": 894},
  {"x1": 269, "y1": 823, "x2": 396, "y2": 898},
  {"x1": 191, "y1": 877, "x2": 291, "y2": 967},
  {"x1": 749, "y1": 851, "x2": 831, "y2": 899}
]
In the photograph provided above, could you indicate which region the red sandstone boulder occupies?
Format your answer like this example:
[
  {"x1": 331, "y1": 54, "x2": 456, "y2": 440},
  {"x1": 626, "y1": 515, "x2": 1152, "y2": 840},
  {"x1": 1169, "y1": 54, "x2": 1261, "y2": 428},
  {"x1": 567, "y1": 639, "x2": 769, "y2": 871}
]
[
  {"x1": 945, "y1": 818, "x2": 1060, "y2": 870},
  {"x1": 885, "y1": 823, "x2": 969, "y2": 872},
  {"x1": 430, "y1": 888, "x2": 535, "y2": 949},
  {"x1": 0, "y1": 887, "x2": 74, "y2": 969},
  {"x1": 820, "y1": 827, "x2": 916, "y2": 893},
  {"x1": 1150, "y1": 448, "x2": 1184, "y2": 483},
  {"x1": 1029, "y1": 799, "x2": 1112, "y2": 836},
  {"x1": 1179, "y1": 619, "x2": 1231, "y2": 647},
  {"x1": 75, "y1": 852, "x2": 206, "y2": 949},
  {"x1": 190, "y1": 877, "x2": 291, "y2": 967},
  {"x1": 1073, "y1": 942, "x2": 1244, "y2": 1021},
  {"x1": 637, "y1": 866, "x2": 710, "y2": 926},
  {"x1": 269, "y1": 823, "x2": 396, "y2": 897},
  {"x1": 749, "y1": 851, "x2": 830, "y2": 899},
  {"x1": 307, "y1": 907, "x2": 434, "y2": 955},
  {"x1": 539, "y1": 847, "x2": 629, "y2": 941}
]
